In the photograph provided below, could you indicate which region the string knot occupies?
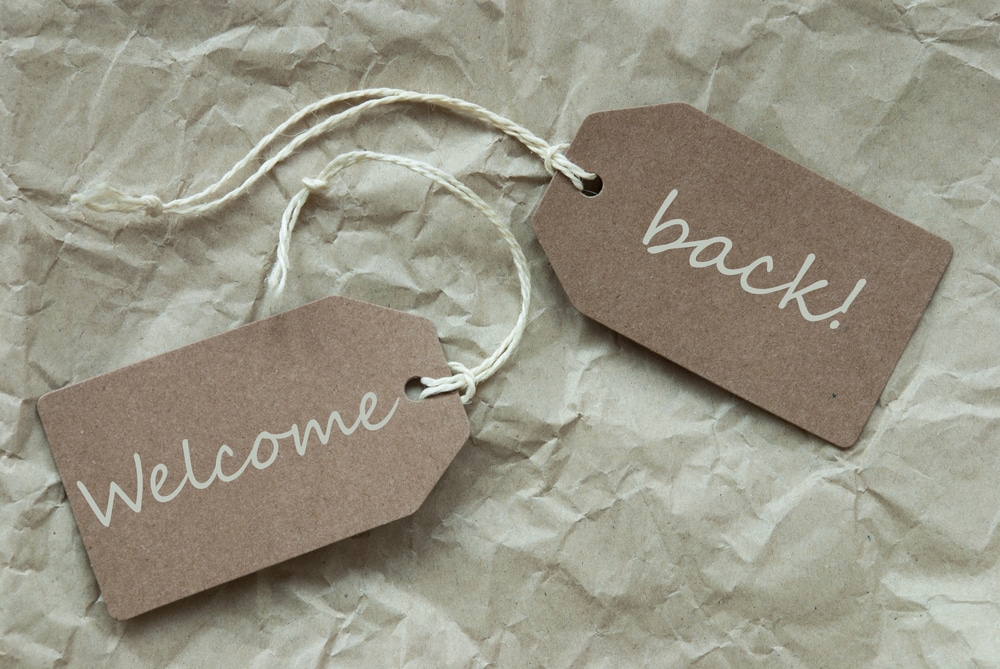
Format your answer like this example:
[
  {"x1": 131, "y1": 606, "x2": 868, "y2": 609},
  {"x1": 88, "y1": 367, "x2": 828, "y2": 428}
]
[
  {"x1": 540, "y1": 142, "x2": 570, "y2": 176},
  {"x1": 70, "y1": 184, "x2": 165, "y2": 216},
  {"x1": 301, "y1": 176, "x2": 329, "y2": 193},
  {"x1": 539, "y1": 143, "x2": 596, "y2": 192},
  {"x1": 138, "y1": 194, "x2": 164, "y2": 217},
  {"x1": 420, "y1": 361, "x2": 478, "y2": 404}
]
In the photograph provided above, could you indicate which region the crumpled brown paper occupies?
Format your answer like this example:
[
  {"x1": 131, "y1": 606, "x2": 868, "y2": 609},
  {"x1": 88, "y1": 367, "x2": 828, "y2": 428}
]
[{"x1": 4, "y1": 1, "x2": 1000, "y2": 666}]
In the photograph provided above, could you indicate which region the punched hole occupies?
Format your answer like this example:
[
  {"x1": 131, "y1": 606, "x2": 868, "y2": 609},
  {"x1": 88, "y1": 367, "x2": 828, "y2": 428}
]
[
  {"x1": 580, "y1": 174, "x2": 603, "y2": 197},
  {"x1": 404, "y1": 376, "x2": 426, "y2": 401}
]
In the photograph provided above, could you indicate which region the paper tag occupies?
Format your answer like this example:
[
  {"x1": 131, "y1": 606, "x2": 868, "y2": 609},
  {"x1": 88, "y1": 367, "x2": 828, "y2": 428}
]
[
  {"x1": 532, "y1": 103, "x2": 951, "y2": 448},
  {"x1": 37, "y1": 295, "x2": 470, "y2": 619}
]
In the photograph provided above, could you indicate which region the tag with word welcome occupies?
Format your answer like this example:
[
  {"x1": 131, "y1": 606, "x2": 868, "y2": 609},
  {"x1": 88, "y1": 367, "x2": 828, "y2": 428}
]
[
  {"x1": 532, "y1": 103, "x2": 952, "y2": 448},
  {"x1": 37, "y1": 295, "x2": 470, "y2": 619}
]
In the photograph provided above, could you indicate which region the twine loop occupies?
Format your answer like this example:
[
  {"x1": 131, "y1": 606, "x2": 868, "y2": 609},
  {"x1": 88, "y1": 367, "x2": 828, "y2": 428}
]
[
  {"x1": 70, "y1": 89, "x2": 591, "y2": 404},
  {"x1": 421, "y1": 361, "x2": 479, "y2": 404}
]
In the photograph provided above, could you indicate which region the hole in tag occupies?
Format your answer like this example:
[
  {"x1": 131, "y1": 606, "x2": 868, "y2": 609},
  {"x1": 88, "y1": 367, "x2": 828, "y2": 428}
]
[
  {"x1": 404, "y1": 376, "x2": 426, "y2": 401},
  {"x1": 580, "y1": 174, "x2": 603, "y2": 197}
]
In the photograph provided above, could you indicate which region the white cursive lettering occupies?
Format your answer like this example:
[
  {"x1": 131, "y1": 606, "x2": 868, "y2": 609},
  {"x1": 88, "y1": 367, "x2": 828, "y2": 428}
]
[
  {"x1": 643, "y1": 189, "x2": 866, "y2": 328},
  {"x1": 77, "y1": 391, "x2": 399, "y2": 528}
]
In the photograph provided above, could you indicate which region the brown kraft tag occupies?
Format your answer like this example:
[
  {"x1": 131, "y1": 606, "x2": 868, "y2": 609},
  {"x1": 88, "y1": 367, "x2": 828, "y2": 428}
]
[
  {"x1": 532, "y1": 103, "x2": 952, "y2": 448},
  {"x1": 37, "y1": 295, "x2": 470, "y2": 619}
]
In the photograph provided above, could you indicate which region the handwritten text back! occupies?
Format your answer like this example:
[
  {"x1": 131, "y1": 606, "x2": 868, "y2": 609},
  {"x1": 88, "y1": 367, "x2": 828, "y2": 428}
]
[{"x1": 643, "y1": 189, "x2": 866, "y2": 328}]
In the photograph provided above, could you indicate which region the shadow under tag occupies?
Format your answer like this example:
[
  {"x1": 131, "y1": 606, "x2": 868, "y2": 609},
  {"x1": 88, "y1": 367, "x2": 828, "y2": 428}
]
[
  {"x1": 37, "y1": 295, "x2": 470, "y2": 620},
  {"x1": 532, "y1": 103, "x2": 952, "y2": 448}
]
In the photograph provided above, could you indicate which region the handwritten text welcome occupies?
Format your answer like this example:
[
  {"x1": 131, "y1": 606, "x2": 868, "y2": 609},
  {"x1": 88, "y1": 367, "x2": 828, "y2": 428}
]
[{"x1": 77, "y1": 391, "x2": 398, "y2": 527}]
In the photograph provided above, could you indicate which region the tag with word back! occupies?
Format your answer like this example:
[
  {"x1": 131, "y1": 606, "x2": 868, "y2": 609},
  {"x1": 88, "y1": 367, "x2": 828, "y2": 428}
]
[
  {"x1": 532, "y1": 103, "x2": 952, "y2": 447},
  {"x1": 37, "y1": 295, "x2": 470, "y2": 619}
]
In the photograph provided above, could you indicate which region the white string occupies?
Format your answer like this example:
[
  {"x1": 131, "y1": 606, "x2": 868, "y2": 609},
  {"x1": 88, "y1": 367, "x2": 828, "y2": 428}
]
[
  {"x1": 70, "y1": 88, "x2": 596, "y2": 216},
  {"x1": 275, "y1": 150, "x2": 530, "y2": 403},
  {"x1": 69, "y1": 90, "x2": 567, "y2": 404}
]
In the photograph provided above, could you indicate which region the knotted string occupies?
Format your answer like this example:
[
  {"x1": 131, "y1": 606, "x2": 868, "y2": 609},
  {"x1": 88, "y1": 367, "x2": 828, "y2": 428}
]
[
  {"x1": 71, "y1": 88, "x2": 595, "y2": 216},
  {"x1": 71, "y1": 89, "x2": 593, "y2": 403}
]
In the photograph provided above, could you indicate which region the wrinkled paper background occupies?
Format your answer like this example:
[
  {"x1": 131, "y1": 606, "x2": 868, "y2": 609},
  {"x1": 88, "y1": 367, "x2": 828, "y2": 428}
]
[{"x1": 4, "y1": 1, "x2": 1000, "y2": 666}]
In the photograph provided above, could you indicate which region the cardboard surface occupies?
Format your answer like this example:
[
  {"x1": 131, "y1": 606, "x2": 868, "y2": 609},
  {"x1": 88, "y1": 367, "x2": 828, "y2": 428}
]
[
  {"x1": 5, "y1": 1, "x2": 1000, "y2": 666},
  {"x1": 37, "y1": 295, "x2": 470, "y2": 619},
  {"x1": 532, "y1": 104, "x2": 951, "y2": 447}
]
